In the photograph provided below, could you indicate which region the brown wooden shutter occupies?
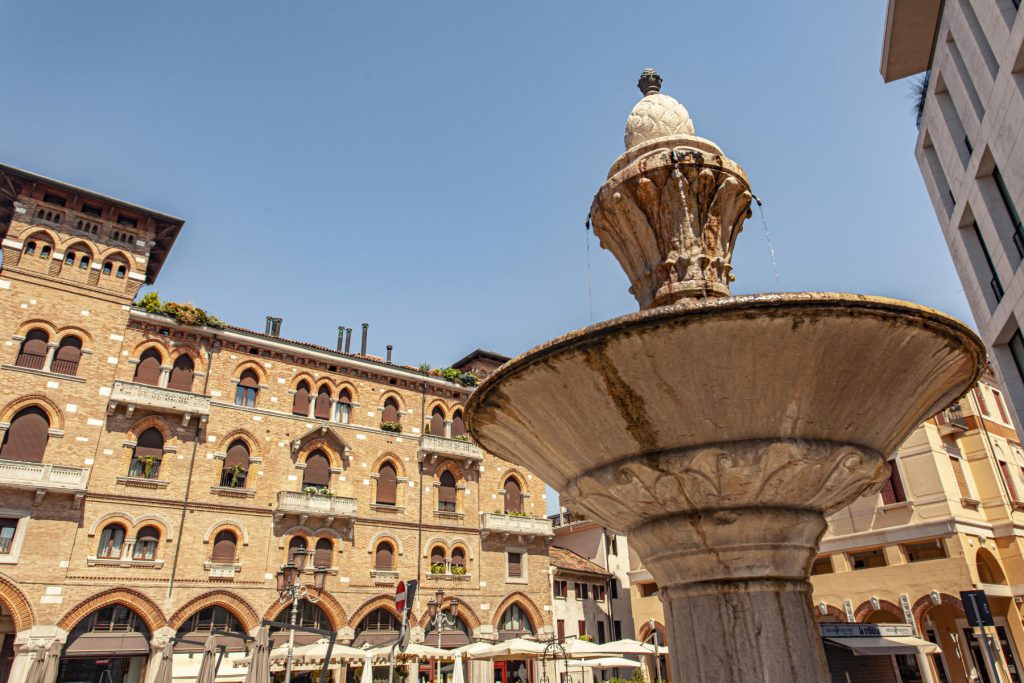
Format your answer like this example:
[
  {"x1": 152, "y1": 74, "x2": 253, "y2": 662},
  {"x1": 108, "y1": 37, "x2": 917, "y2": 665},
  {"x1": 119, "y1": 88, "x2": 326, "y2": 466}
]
[
  {"x1": 439, "y1": 471, "x2": 457, "y2": 504},
  {"x1": 168, "y1": 355, "x2": 194, "y2": 391},
  {"x1": 430, "y1": 409, "x2": 444, "y2": 436},
  {"x1": 451, "y1": 411, "x2": 465, "y2": 438},
  {"x1": 376, "y1": 463, "x2": 397, "y2": 505},
  {"x1": 504, "y1": 478, "x2": 524, "y2": 514},
  {"x1": 950, "y1": 456, "x2": 970, "y2": 499},
  {"x1": 211, "y1": 531, "x2": 237, "y2": 563},
  {"x1": 1000, "y1": 461, "x2": 1019, "y2": 501},
  {"x1": 239, "y1": 370, "x2": 259, "y2": 388},
  {"x1": 293, "y1": 383, "x2": 310, "y2": 416},
  {"x1": 375, "y1": 542, "x2": 393, "y2": 570},
  {"x1": 451, "y1": 547, "x2": 466, "y2": 567},
  {"x1": 557, "y1": 620, "x2": 565, "y2": 642},
  {"x1": 508, "y1": 551, "x2": 522, "y2": 577},
  {"x1": 288, "y1": 536, "x2": 308, "y2": 565},
  {"x1": 314, "y1": 386, "x2": 331, "y2": 420},
  {"x1": 314, "y1": 538, "x2": 332, "y2": 568},
  {"x1": 134, "y1": 349, "x2": 162, "y2": 385},
  {"x1": 136, "y1": 428, "x2": 164, "y2": 457},
  {"x1": 382, "y1": 399, "x2": 399, "y2": 423},
  {"x1": 224, "y1": 441, "x2": 250, "y2": 469},
  {"x1": 16, "y1": 330, "x2": 48, "y2": 369},
  {"x1": 52, "y1": 337, "x2": 82, "y2": 375},
  {"x1": 303, "y1": 452, "x2": 330, "y2": 487},
  {"x1": 431, "y1": 546, "x2": 445, "y2": 565},
  {"x1": 0, "y1": 407, "x2": 50, "y2": 462}
]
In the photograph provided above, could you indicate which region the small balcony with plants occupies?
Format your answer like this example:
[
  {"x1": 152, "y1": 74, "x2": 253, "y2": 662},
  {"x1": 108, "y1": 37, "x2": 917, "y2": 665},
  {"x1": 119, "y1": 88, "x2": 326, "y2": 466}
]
[
  {"x1": 108, "y1": 380, "x2": 210, "y2": 427},
  {"x1": 480, "y1": 512, "x2": 553, "y2": 540},
  {"x1": 426, "y1": 561, "x2": 471, "y2": 582}
]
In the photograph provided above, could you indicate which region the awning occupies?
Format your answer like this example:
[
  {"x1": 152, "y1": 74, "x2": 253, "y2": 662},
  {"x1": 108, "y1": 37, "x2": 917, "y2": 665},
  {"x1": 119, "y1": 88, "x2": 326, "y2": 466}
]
[
  {"x1": 64, "y1": 632, "x2": 151, "y2": 657},
  {"x1": 825, "y1": 635, "x2": 941, "y2": 656}
]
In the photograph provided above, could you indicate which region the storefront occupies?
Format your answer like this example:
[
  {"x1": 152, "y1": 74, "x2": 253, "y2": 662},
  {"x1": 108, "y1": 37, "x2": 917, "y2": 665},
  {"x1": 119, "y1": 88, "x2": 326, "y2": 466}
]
[
  {"x1": 58, "y1": 605, "x2": 152, "y2": 683},
  {"x1": 820, "y1": 623, "x2": 940, "y2": 683}
]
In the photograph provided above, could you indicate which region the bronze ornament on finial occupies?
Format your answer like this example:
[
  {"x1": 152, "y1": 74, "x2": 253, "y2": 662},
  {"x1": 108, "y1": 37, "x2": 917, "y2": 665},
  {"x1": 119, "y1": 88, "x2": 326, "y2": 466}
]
[{"x1": 637, "y1": 68, "x2": 662, "y2": 96}]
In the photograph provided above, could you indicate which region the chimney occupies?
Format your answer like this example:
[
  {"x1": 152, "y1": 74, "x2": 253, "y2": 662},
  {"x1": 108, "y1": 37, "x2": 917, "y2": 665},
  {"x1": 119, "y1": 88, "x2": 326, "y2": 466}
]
[
  {"x1": 344, "y1": 328, "x2": 352, "y2": 354},
  {"x1": 265, "y1": 317, "x2": 282, "y2": 337},
  {"x1": 337, "y1": 327, "x2": 345, "y2": 352},
  {"x1": 360, "y1": 323, "x2": 369, "y2": 355},
  {"x1": 386, "y1": 345, "x2": 393, "y2": 363}
]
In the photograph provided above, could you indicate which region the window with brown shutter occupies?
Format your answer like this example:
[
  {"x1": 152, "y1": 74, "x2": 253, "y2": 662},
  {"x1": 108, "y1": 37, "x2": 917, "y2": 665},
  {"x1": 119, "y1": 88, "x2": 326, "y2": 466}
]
[
  {"x1": 0, "y1": 518, "x2": 17, "y2": 554},
  {"x1": 507, "y1": 551, "x2": 522, "y2": 577},
  {"x1": 1000, "y1": 461, "x2": 1020, "y2": 502},
  {"x1": 133, "y1": 526, "x2": 159, "y2": 560},
  {"x1": 451, "y1": 547, "x2": 466, "y2": 568},
  {"x1": 288, "y1": 536, "x2": 308, "y2": 566},
  {"x1": 375, "y1": 541, "x2": 394, "y2": 570},
  {"x1": 950, "y1": 456, "x2": 972, "y2": 500},
  {"x1": 293, "y1": 382, "x2": 311, "y2": 416},
  {"x1": 129, "y1": 428, "x2": 164, "y2": 479},
  {"x1": 438, "y1": 471, "x2": 457, "y2": 512},
  {"x1": 16, "y1": 329, "x2": 48, "y2": 370},
  {"x1": 376, "y1": 463, "x2": 397, "y2": 505},
  {"x1": 134, "y1": 348, "x2": 162, "y2": 386},
  {"x1": 382, "y1": 398, "x2": 399, "y2": 424},
  {"x1": 314, "y1": 386, "x2": 331, "y2": 420},
  {"x1": 880, "y1": 460, "x2": 906, "y2": 505},
  {"x1": 578, "y1": 620, "x2": 586, "y2": 637},
  {"x1": 430, "y1": 546, "x2": 446, "y2": 567},
  {"x1": 221, "y1": 440, "x2": 250, "y2": 487},
  {"x1": 168, "y1": 355, "x2": 194, "y2": 392},
  {"x1": 212, "y1": 530, "x2": 237, "y2": 564},
  {"x1": 974, "y1": 387, "x2": 990, "y2": 416},
  {"x1": 504, "y1": 477, "x2": 524, "y2": 514},
  {"x1": 451, "y1": 411, "x2": 465, "y2": 438},
  {"x1": 314, "y1": 538, "x2": 332, "y2": 568},
  {"x1": 557, "y1": 620, "x2": 565, "y2": 642},
  {"x1": 338, "y1": 389, "x2": 352, "y2": 424},
  {"x1": 235, "y1": 370, "x2": 259, "y2": 407},
  {"x1": 52, "y1": 336, "x2": 82, "y2": 376},
  {"x1": 430, "y1": 407, "x2": 444, "y2": 436},
  {"x1": 303, "y1": 451, "x2": 330, "y2": 488},
  {"x1": 0, "y1": 407, "x2": 50, "y2": 462}
]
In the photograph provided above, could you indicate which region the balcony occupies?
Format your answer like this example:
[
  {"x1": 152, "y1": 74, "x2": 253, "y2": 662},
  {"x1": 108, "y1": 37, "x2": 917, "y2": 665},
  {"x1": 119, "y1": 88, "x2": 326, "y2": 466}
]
[
  {"x1": 480, "y1": 513, "x2": 553, "y2": 541},
  {"x1": 274, "y1": 491, "x2": 357, "y2": 526},
  {"x1": 418, "y1": 435, "x2": 484, "y2": 468},
  {"x1": 108, "y1": 381, "x2": 210, "y2": 426},
  {"x1": 0, "y1": 458, "x2": 89, "y2": 507}
]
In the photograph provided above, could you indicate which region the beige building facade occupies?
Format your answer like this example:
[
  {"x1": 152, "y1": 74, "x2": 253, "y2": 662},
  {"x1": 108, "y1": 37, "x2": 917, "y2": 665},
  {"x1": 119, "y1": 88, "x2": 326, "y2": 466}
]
[
  {"x1": 881, "y1": 0, "x2": 1024, "y2": 435},
  {"x1": 0, "y1": 164, "x2": 555, "y2": 683}
]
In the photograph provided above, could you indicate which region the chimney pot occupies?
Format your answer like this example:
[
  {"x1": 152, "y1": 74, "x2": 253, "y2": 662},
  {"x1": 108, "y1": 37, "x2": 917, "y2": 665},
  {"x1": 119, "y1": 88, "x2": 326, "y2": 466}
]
[
  {"x1": 360, "y1": 323, "x2": 369, "y2": 355},
  {"x1": 386, "y1": 345, "x2": 393, "y2": 363}
]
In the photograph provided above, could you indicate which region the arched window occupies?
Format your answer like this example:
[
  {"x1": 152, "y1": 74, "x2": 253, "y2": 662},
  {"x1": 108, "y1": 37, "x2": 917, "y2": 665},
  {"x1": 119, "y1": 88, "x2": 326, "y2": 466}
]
[
  {"x1": 424, "y1": 610, "x2": 471, "y2": 648},
  {"x1": 116, "y1": 265, "x2": 127, "y2": 279},
  {"x1": 314, "y1": 385, "x2": 331, "y2": 420},
  {"x1": 376, "y1": 462, "x2": 397, "y2": 506},
  {"x1": 375, "y1": 541, "x2": 394, "y2": 570},
  {"x1": 336, "y1": 389, "x2": 352, "y2": 424},
  {"x1": 303, "y1": 451, "x2": 330, "y2": 490},
  {"x1": 430, "y1": 407, "x2": 445, "y2": 436},
  {"x1": 0, "y1": 406, "x2": 50, "y2": 462},
  {"x1": 129, "y1": 428, "x2": 164, "y2": 479},
  {"x1": 314, "y1": 538, "x2": 332, "y2": 569},
  {"x1": 235, "y1": 369, "x2": 259, "y2": 407},
  {"x1": 39, "y1": 245, "x2": 51, "y2": 259},
  {"x1": 498, "y1": 604, "x2": 534, "y2": 636},
  {"x1": 16, "y1": 329, "x2": 48, "y2": 369},
  {"x1": 24, "y1": 241, "x2": 36, "y2": 256},
  {"x1": 438, "y1": 470, "x2": 457, "y2": 512},
  {"x1": 133, "y1": 526, "x2": 159, "y2": 560},
  {"x1": 353, "y1": 607, "x2": 400, "y2": 647},
  {"x1": 451, "y1": 547, "x2": 466, "y2": 569},
  {"x1": 102, "y1": 261, "x2": 112, "y2": 276},
  {"x1": 292, "y1": 382, "x2": 311, "y2": 416},
  {"x1": 78, "y1": 254, "x2": 90, "y2": 270},
  {"x1": 504, "y1": 477, "x2": 524, "y2": 515},
  {"x1": 97, "y1": 524, "x2": 126, "y2": 559},
  {"x1": 52, "y1": 336, "x2": 82, "y2": 376},
  {"x1": 175, "y1": 606, "x2": 243, "y2": 652},
  {"x1": 382, "y1": 397, "x2": 400, "y2": 424},
  {"x1": 451, "y1": 410, "x2": 466, "y2": 438},
  {"x1": 221, "y1": 440, "x2": 250, "y2": 488},
  {"x1": 211, "y1": 530, "x2": 237, "y2": 564},
  {"x1": 168, "y1": 355, "x2": 194, "y2": 392},
  {"x1": 64, "y1": 252, "x2": 75, "y2": 266},
  {"x1": 134, "y1": 348, "x2": 162, "y2": 386},
  {"x1": 288, "y1": 537, "x2": 308, "y2": 566},
  {"x1": 430, "y1": 545, "x2": 446, "y2": 572}
]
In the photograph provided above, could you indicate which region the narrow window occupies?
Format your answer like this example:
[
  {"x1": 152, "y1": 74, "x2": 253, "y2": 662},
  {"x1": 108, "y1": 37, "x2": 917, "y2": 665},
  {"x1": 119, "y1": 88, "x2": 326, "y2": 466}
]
[
  {"x1": 1000, "y1": 461, "x2": 1020, "y2": 502},
  {"x1": 129, "y1": 428, "x2": 164, "y2": 479},
  {"x1": 554, "y1": 580, "x2": 566, "y2": 599},
  {"x1": 52, "y1": 336, "x2": 82, "y2": 376},
  {"x1": 133, "y1": 526, "x2": 159, "y2": 560},
  {"x1": 950, "y1": 455, "x2": 973, "y2": 501},
  {"x1": 451, "y1": 547, "x2": 466, "y2": 569},
  {"x1": 302, "y1": 451, "x2": 330, "y2": 489},
  {"x1": 994, "y1": 165, "x2": 1024, "y2": 256},
  {"x1": 376, "y1": 462, "x2": 397, "y2": 506},
  {"x1": 64, "y1": 252, "x2": 75, "y2": 266},
  {"x1": 78, "y1": 255, "x2": 90, "y2": 270},
  {"x1": 220, "y1": 440, "x2": 250, "y2": 488},
  {"x1": 507, "y1": 551, "x2": 522, "y2": 578},
  {"x1": 382, "y1": 397, "x2": 400, "y2": 424},
  {"x1": 880, "y1": 458, "x2": 907, "y2": 505},
  {"x1": 438, "y1": 470, "x2": 457, "y2": 512},
  {"x1": 451, "y1": 410, "x2": 466, "y2": 438},
  {"x1": 24, "y1": 241, "x2": 36, "y2": 256},
  {"x1": 39, "y1": 245, "x2": 51, "y2": 259},
  {"x1": 974, "y1": 387, "x2": 990, "y2": 416},
  {"x1": 0, "y1": 407, "x2": 50, "y2": 462},
  {"x1": 168, "y1": 355, "x2": 195, "y2": 392},
  {"x1": 288, "y1": 536, "x2": 308, "y2": 566},
  {"x1": 1011, "y1": 330, "x2": 1024, "y2": 388},
  {"x1": 313, "y1": 385, "x2": 331, "y2": 420},
  {"x1": 504, "y1": 477, "x2": 524, "y2": 514},
  {"x1": 578, "y1": 620, "x2": 586, "y2": 637},
  {"x1": 375, "y1": 541, "x2": 394, "y2": 570},
  {"x1": 597, "y1": 622, "x2": 606, "y2": 644},
  {"x1": 16, "y1": 329, "x2": 49, "y2": 370},
  {"x1": 430, "y1": 407, "x2": 445, "y2": 436},
  {"x1": 337, "y1": 389, "x2": 352, "y2": 424},
  {"x1": 971, "y1": 222, "x2": 1003, "y2": 304},
  {"x1": 430, "y1": 545, "x2": 446, "y2": 571},
  {"x1": 97, "y1": 524, "x2": 126, "y2": 559},
  {"x1": 292, "y1": 382, "x2": 310, "y2": 416},
  {"x1": 0, "y1": 519, "x2": 17, "y2": 554},
  {"x1": 116, "y1": 265, "x2": 126, "y2": 279},
  {"x1": 211, "y1": 530, "x2": 237, "y2": 564},
  {"x1": 235, "y1": 369, "x2": 259, "y2": 407},
  {"x1": 557, "y1": 620, "x2": 565, "y2": 642},
  {"x1": 102, "y1": 261, "x2": 112, "y2": 276},
  {"x1": 314, "y1": 538, "x2": 332, "y2": 569},
  {"x1": 133, "y1": 348, "x2": 162, "y2": 386},
  {"x1": 993, "y1": 389, "x2": 1011, "y2": 423}
]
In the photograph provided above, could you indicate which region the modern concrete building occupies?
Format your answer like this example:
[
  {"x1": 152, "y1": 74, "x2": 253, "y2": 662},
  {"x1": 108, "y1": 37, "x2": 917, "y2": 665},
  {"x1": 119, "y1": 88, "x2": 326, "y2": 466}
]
[
  {"x1": 625, "y1": 370, "x2": 1024, "y2": 683},
  {"x1": 0, "y1": 164, "x2": 556, "y2": 683},
  {"x1": 881, "y1": 0, "x2": 1024, "y2": 433}
]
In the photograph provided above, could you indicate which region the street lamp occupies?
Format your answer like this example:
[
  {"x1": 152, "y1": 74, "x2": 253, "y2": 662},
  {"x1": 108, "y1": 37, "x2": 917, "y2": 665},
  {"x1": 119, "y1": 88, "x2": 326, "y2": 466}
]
[
  {"x1": 644, "y1": 620, "x2": 662, "y2": 683},
  {"x1": 426, "y1": 589, "x2": 460, "y2": 683},
  {"x1": 276, "y1": 551, "x2": 329, "y2": 683}
]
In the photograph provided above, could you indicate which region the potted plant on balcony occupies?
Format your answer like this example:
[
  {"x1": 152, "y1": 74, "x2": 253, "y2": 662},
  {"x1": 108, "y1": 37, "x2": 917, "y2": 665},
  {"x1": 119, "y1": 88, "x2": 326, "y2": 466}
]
[
  {"x1": 430, "y1": 562, "x2": 447, "y2": 575},
  {"x1": 137, "y1": 455, "x2": 159, "y2": 479},
  {"x1": 381, "y1": 421, "x2": 402, "y2": 433},
  {"x1": 303, "y1": 486, "x2": 332, "y2": 496},
  {"x1": 453, "y1": 435, "x2": 470, "y2": 442},
  {"x1": 450, "y1": 564, "x2": 467, "y2": 576},
  {"x1": 227, "y1": 464, "x2": 247, "y2": 488}
]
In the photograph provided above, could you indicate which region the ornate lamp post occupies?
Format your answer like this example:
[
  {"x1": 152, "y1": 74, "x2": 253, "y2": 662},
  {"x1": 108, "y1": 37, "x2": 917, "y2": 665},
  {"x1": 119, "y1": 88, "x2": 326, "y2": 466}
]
[
  {"x1": 276, "y1": 551, "x2": 328, "y2": 683},
  {"x1": 426, "y1": 589, "x2": 460, "y2": 683}
]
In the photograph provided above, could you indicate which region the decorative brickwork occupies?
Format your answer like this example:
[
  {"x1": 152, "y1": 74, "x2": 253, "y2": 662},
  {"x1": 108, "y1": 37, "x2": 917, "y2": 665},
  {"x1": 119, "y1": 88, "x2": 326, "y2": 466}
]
[
  {"x1": 58, "y1": 588, "x2": 167, "y2": 632},
  {"x1": 490, "y1": 592, "x2": 547, "y2": 630},
  {"x1": 854, "y1": 598, "x2": 904, "y2": 623},
  {"x1": 0, "y1": 573, "x2": 34, "y2": 631},
  {"x1": 348, "y1": 595, "x2": 400, "y2": 629},
  {"x1": 170, "y1": 590, "x2": 260, "y2": 632}
]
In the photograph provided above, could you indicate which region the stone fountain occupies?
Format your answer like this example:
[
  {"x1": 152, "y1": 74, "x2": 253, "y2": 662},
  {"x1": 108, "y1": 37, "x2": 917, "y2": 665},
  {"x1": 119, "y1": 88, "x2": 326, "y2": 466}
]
[{"x1": 466, "y1": 70, "x2": 986, "y2": 682}]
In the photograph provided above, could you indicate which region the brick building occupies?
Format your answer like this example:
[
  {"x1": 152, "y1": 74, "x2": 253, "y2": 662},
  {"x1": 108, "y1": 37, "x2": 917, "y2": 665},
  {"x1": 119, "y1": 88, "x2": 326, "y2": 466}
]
[{"x1": 0, "y1": 164, "x2": 555, "y2": 683}]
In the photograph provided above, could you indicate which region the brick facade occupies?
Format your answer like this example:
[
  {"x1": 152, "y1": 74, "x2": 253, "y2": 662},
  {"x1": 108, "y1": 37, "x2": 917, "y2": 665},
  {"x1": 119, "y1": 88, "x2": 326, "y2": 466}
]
[{"x1": 0, "y1": 164, "x2": 554, "y2": 682}]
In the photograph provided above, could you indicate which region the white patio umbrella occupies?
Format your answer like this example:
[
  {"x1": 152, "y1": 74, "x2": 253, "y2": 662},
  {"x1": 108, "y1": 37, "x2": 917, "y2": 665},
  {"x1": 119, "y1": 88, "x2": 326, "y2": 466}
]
[
  {"x1": 564, "y1": 657, "x2": 642, "y2": 669},
  {"x1": 398, "y1": 643, "x2": 453, "y2": 660},
  {"x1": 359, "y1": 653, "x2": 374, "y2": 683},
  {"x1": 451, "y1": 642, "x2": 492, "y2": 659},
  {"x1": 595, "y1": 640, "x2": 656, "y2": 655},
  {"x1": 560, "y1": 640, "x2": 610, "y2": 658},
  {"x1": 294, "y1": 638, "x2": 366, "y2": 664},
  {"x1": 452, "y1": 652, "x2": 465, "y2": 683},
  {"x1": 474, "y1": 638, "x2": 546, "y2": 659}
]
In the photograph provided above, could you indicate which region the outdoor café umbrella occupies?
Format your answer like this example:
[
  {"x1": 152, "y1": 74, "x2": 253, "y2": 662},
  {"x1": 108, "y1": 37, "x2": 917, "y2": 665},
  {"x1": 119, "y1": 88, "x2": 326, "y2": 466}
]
[
  {"x1": 244, "y1": 626, "x2": 271, "y2": 683},
  {"x1": 195, "y1": 634, "x2": 219, "y2": 683},
  {"x1": 152, "y1": 640, "x2": 174, "y2": 683},
  {"x1": 560, "y1": 640, "x2": 608, "y2": 659},
  {"x1": 474, "y1": 638, "x2": 546, "y2": 659},
  {"x1": 451, "y1": 642, "x2": 492, "y2": 659},
  {"x1": 396, "y1": 643, "x2": 452, "y2": 660},
  {"x1": 564, "y1": 658, "x2": 641, "y2": 670},
  {"x1": 595, "y1": 640, "x2": 656, "y2": 655},
  {"x1": 359, "y1": 653, "x2": 374, "y2": 683},
  {"x1": 294, "y1": 638, "x2": 365, "y2": 665},
  {"x1": 452, "y1": 652, "x2": 465, "y2": 683}
]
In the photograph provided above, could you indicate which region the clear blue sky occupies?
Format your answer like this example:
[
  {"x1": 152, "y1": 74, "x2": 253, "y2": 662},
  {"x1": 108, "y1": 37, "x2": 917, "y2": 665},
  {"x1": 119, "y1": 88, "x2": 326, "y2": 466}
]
[{"x1": 1, "y1": 3, "x2": 968, "y2": 515}]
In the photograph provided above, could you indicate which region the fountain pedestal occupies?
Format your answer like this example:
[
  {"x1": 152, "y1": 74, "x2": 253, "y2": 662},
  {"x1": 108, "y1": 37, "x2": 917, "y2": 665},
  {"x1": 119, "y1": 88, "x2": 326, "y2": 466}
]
[{"x1": 466, "y1": 71, "x2": 985, "y2": 682}]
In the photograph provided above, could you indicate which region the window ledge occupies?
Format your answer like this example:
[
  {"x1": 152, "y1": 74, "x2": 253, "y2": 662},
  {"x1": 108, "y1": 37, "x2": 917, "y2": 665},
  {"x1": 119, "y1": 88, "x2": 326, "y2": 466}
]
[
  {"x1": 879, "y1": 500, "x2": 913, "y2": 512},
  {"x1": 370, "y1": 504, "x2": 405, "y2": 514},
  {"x1": 116, "y1": 476, "x2": 169, "y2": 489},
  {"x1": 370, "y1": 569, "x2": 399, "y2": 582},
  {"x1": 426, "y1": 572, "x2": 471, "y2": 581},
  {"x1": 0, "y1": 364, "x2": 88, "y2": 383},
  {"x1": 1011, "y1": 502, "x2": 1024, "y2": 513},
  {"x1": 204, "y1": 562, "x2": 241, "y2": 579},
  {"x1": 434, "y1": 510, "x2": 464, "y2": 521},
  {"x1": 210, "y1": 486, "x2": 256, "y2": 498},
  {"x1": 87, "y1": 556, "x2": 164, "y2": 569},
  {"x1": 960, "y1": 497, "x2": 982, "y2": 511},
  {"x1": 506, "y1": 577, "x2": 529, "y2": 585}
]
